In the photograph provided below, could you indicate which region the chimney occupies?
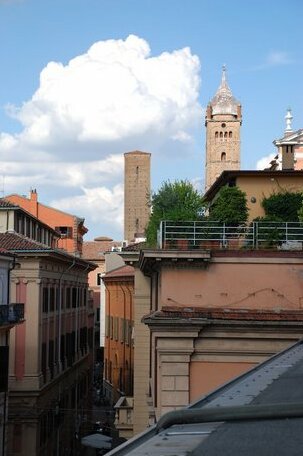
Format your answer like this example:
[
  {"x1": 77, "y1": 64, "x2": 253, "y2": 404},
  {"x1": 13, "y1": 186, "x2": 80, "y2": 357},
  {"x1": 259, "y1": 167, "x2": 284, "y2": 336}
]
[{"x1": 29, "y1": 188, "x2": 38, "y2": 217}]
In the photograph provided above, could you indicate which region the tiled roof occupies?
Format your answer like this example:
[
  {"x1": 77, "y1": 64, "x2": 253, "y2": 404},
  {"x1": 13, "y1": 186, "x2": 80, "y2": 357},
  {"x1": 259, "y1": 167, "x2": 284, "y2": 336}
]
[
  {"x1": 82, "y1": 239, "x2": 122, "y2": 260},
  {"x1": 104, "y1": 265, "x2": 134, "y2": 279},
  {"x1": 0, "y1": 232, "x2": 52, "y2": 251},
  {"x1": 144, "y1": 306, "x2": 303, "y2": 322},
  {"x1": 0, "y1": 199, "x2": 18, "y2": 208},
  {"x1": 122, "y1": 241, "x2": 146, "y2": 251}
]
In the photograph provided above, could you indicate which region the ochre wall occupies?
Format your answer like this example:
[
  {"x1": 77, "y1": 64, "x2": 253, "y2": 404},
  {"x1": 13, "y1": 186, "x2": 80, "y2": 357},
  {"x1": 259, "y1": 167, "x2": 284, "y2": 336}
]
[
  {"x1": 236, "y1": 174, "x2": 303, "y2": 221},
  {"x1": 189, "y1": 361, "x2": 255, "y2": 402}
]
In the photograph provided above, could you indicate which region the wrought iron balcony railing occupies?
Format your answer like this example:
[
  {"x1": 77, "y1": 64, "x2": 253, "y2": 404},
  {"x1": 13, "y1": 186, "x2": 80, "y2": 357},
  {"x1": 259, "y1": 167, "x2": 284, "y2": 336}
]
[
  {"x1": 0, "y1": 303, "x2": 24, "y2": 326},
  {"x1": 158, "y1": 221, "x2": 303, "y2": 250}
]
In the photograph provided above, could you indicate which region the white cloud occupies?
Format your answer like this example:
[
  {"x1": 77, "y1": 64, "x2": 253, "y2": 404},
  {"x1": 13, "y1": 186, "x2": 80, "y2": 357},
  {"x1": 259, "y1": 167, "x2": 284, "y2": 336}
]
[
  {"x1": 0, "y1": 35, "x2": 202, "y2": 239},
  {"x1": 50, "y1": 185, "x2": 124, "y2": 236},
  {"x1": 2, "y1": 35, "x2": 201, "y2": 156},
  {"x1": 256, "y1": 153, "x2": 276, "y2": 170}
]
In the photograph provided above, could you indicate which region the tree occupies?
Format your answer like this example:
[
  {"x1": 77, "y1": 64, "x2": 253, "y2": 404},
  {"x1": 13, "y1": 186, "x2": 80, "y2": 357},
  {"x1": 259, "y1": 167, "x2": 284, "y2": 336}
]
[
  {"x1": 262, "y1": 192, "x2": 302, "y2": 222},
  {"x1": 209, "y1": 186, "x2": 249, "y2": 224},
  {"x1": 145, "y1": 180, "x2": 205, "y2": 246}
]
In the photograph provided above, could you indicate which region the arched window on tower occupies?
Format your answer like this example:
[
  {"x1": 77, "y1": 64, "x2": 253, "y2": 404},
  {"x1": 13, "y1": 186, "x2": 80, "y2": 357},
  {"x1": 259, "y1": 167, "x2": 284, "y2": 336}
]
[
  {"x1": 221, "y1": 152, "x2": 226, "y2": 162},
  {"x1": 229, "y1": 131, "x2": 232, "y2": 138},
  {"x1": 220, "y1": 132, "x2": 223, "y2": 138},
  {"x1": 215, "y1": 131, "x2": 218, "y2": 139},
  {"x1": 224, "y1": 131, "x2": 228, "y2": 138}
]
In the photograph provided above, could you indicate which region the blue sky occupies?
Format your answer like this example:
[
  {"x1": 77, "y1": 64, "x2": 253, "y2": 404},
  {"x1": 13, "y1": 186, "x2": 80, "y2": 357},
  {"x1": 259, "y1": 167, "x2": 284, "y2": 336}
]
[{"x1": 0, "y1": 0, "x2": 302, "y2": 240}]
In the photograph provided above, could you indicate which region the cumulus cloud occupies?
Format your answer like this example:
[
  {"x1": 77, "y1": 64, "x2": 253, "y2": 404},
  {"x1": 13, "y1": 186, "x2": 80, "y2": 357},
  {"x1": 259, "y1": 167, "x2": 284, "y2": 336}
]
[
  {"x1": 256, "y1": 153, "x2": 277, "y2": 170},
  {"x1": 51, "y1": 185, "x2": 124, "y2": 236},
  {"x1": 0, "y1": 35, "x2": 202, "y2": 238}
]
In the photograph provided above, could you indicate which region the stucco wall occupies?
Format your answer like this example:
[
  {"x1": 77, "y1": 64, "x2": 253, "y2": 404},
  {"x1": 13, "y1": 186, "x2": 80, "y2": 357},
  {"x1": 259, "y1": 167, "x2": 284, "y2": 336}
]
[{"x1": 160, "y1": 260, "x2": 303, "y2": 311}]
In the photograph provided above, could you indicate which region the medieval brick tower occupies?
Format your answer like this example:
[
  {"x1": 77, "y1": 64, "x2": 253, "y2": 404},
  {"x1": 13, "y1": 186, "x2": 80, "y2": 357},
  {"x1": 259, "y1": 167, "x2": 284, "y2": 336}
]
[
  {"x1": 124, "y1": 151, "x2": 151, "y2": 243},
  {"x1": 205, "y1": 66, "x2": 242, "y2": 190}
]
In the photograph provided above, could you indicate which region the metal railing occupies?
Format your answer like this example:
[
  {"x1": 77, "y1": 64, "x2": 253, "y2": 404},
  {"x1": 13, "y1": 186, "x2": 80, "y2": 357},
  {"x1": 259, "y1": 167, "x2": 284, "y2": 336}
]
[
  {"x1": 159, "y1": 221, "x2": 303, "y2": 250},
  {"x1": 0, "y1": 303, "x2": 24, "y2": 326}
]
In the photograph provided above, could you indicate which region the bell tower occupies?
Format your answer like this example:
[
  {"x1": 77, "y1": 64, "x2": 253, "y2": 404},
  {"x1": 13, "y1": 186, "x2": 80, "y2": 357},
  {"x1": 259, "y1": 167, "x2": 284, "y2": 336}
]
[{"x1": 205, "y1": 66, "x2": 242, "y2": 190}]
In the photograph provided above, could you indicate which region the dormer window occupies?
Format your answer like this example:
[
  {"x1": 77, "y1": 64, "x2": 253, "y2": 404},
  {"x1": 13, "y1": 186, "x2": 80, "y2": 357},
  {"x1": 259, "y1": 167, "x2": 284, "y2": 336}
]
[{"x1": 55, "y1": 226, "x2": 73, "y2": 238}]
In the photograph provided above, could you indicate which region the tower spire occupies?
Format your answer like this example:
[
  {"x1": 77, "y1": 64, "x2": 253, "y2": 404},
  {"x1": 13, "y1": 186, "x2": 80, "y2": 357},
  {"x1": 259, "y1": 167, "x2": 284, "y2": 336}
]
[{"x1": 222, "y1": 64, "x2": 227, "y2": 84}]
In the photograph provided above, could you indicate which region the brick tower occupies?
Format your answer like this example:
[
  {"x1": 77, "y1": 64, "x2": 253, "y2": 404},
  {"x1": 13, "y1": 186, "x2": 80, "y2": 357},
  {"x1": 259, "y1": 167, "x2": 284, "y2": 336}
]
[
  {"x1": 205, "y1": 66, "x2": 242, "y2": 190},
  {"x1": 124, "y1": 151, "x2": 151, "y2": 243}
]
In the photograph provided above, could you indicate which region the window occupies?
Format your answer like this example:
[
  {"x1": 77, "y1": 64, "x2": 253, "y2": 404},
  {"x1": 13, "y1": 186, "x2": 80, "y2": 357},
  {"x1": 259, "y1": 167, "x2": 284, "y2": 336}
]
[
  {"x1": 55, "y1": 226, "x2": 73, "y2": 238},
  {"x1": 66, "y1": 287, "x2": 71, "y2": 309},
  {"x1": 72, "y1": 287, "x2": 77, "y2": 308},
  {"x1": 49, "y1": 288, "x2": 55, "y2": 312},
  {"x1": 42, "y1": 287, "x2": 49, "y2": 313},
  {"x1": 97, "y1": 273, "x2": 102, "y2": 286},
  {"x1": 229, "y1": 131, "x2": 232, "y2": 138},
  {"x1": 221, "y1": 152, "x2": 226, "y2": 162}
]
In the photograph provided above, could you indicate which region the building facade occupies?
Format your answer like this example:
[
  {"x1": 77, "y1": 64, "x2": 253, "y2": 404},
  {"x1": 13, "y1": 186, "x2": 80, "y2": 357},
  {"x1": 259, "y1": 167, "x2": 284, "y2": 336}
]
[
  {"x1": 82, "y1": 237, "x2": 122, "y2": 365},
  {"x1": 124, "y1": 151, "x2": 151, "y2": 244},
  {"x1": 0, "y1": 200, "x2": 96, "y2": 455},
  {"x1": 205, "y1": 66, "x2": 242, "y2": 191},
  {"x1": 138, "y1": 248, "x2": 303, "y2": 422},
  {"x1": 5, "y1": 190, "x2": 88, "y2": 257},
  {"x1": 204, "y1": 169, "x2": 303, "y2": 222},
  {"x1": 273, "y1": 109, "x2": 303, "y2": 170},
  {"x1": 102, "y1": 265, "x2": 134, "y2": 407}
]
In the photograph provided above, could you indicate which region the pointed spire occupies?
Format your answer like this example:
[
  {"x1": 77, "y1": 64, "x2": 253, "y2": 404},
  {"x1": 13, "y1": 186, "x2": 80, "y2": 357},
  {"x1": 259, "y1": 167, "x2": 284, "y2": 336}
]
[
  {"x1": 210, "y1": 65, "x2": 240, "y2": 115},
  {"x1": 285, "y1": 108, "x2": 293, "y2": 134}
]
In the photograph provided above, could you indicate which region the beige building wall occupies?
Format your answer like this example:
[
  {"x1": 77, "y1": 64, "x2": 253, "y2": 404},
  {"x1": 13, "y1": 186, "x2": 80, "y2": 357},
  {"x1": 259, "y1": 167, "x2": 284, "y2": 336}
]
[
  {"x1": 124, "y1": 151, "x2": 151, "y2": 243},
  {"x1": 132, "y1": 267, "x2": 152, "y2": 435},
  {"x1": 151, "y1": 325, "x2": 302, "y2": 418},
  {"x1": 235, "y1": 174, "x2": 303, "y2": 221}
]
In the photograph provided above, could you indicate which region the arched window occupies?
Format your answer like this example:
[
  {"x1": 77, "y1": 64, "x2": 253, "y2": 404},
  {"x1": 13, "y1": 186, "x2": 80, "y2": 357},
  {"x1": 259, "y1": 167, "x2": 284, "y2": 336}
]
[
  {"x1": 224, "y1": 131, "x2": 228, "y2": 138},
  {"x1": 215, "y1": 131, "x2": 218, "y2": 139},
  {"x1": 220, "y1": 132, "x2": 223, "y2": 138},
  {"x1": 221, "y1": 152, "x2": 226, "y2": 162},
  {"x1": 229, "y1": 131, "x2": 232, "y2": 138}
]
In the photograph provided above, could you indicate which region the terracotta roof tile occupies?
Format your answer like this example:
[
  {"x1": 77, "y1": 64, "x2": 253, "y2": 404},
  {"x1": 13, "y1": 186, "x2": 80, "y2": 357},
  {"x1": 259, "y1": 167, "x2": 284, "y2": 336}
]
[
  {"x1": 144, "y1": 306, "x2": 303, "y2": 322},
  {"x1": 0, "y1": 199, "x2": 18, "y2": 208},
  {"x1": 122, "y1": 241, "x2": 146, "y2": 252},
  {"x1": 0, "y1": 232, "x2": 52, "y2": 251},
  {"x1": 104, "y1": 265, "x2": 134, "y2": 279},
  {"x1": 82, "y1": 239, "x2": 122, "y2": 260}
]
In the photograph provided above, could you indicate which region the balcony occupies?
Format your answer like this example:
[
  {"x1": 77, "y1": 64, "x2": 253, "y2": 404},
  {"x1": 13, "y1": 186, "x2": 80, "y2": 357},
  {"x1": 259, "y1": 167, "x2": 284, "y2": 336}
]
[
  {"x1": 0, "y1": 303, "x2": 24, "y2": 327},
  {"x1": 158, "y1": 221, "x2": 303, "y2": 250}
]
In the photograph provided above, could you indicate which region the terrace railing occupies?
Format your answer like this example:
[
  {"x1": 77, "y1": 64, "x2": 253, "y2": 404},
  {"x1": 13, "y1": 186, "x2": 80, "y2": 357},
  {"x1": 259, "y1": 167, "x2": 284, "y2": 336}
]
[
  {"x1": 0, "y1": 303, "x2": 24, "y2": 326},
  {"x1": 158, "y1": 221, "x2": 303, "y2": 250}
]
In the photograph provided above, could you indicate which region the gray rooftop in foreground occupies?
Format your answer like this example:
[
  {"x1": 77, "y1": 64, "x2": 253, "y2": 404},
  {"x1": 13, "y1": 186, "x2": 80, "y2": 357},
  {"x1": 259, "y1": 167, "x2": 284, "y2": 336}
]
[{"x1": 106, "y1": 340, "x2": 303, "y2": 455}]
